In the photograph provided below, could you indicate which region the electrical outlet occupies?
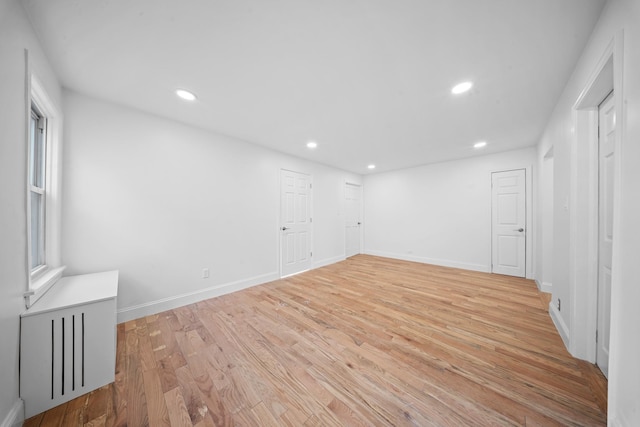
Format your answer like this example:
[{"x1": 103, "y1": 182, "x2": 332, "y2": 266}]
[
  {"x1": 557, "y1": 298, "x2": 561, "y2": 311},
  {"x1": 202, "y1": 268, "x2": 209, "y2": 279}
]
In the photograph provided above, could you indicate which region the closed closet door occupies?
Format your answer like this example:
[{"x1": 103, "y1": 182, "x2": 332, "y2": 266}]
[
  {"x1": 491, "y1": 169, "x2": 526, "y2": 277},
  {"x1": 345, "y1": 183, "x2": 362, "y2": 258},
  {"x1": 280, "y1": 169, "x2": 312, "y2": 277}
]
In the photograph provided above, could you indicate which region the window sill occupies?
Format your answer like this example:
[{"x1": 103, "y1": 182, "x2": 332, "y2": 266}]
[{"x1": 25, "y1": 266, "x2": 66, "y2": 308}]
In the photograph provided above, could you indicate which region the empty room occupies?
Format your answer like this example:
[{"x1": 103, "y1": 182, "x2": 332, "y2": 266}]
[{"x1": 1, "y1": 0, "x2": 639, "y2": 426}]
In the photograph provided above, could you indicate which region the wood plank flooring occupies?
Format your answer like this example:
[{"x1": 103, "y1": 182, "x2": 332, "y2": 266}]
[{"x1": 24, "y1": 255, "x2": 607, "y2": 426}]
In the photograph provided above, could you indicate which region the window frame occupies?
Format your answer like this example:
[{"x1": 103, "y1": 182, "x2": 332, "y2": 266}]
[
  {"x1": 29, "y1": 104, "x2": 47, "y2": 277},
  {"x1": 25, "y1": 75, "x2": 65, "y2": 308}
]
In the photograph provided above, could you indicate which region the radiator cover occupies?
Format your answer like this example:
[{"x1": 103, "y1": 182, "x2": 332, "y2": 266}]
[{"x1": 20, "y1": 271, "x2": 118, "y2": 418}]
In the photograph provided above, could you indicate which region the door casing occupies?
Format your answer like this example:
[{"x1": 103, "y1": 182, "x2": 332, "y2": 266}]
[{"x1": 567, "y1": 33, "x2": 623, "y2": 365}]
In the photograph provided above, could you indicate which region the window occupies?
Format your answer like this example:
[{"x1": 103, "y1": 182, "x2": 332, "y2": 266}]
[
  {"x1": 29, "y1": 105, "x2": 47, "y2": 273},
  {"x1": 25, "y1": 75, "x2": 65, "y2": 307}
]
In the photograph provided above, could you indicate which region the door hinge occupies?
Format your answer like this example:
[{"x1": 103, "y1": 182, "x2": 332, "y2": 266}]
[
  {"x1": 38, "y1": 116, "x2": 46, "y2": 132},
  {"x1": 310, "y1": 251, "x2": 313, "y2": 257},
  {"x1": 310, "y1": 183, "x2": 313, "y2": 189},
  {"x1": 596, "y1": 329, "x2": 598, "y2": 343},
  {"x1": 310, "y1": 218, "x2": 313, "y2": 223}
]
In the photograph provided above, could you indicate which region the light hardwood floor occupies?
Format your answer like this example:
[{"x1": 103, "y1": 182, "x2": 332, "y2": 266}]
[{"x1": 24, "y1": 255, "x2": 607, "y2": 426}]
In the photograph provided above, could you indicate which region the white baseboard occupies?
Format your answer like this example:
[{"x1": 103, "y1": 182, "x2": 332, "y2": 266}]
[
  {"x1": 117, "y1": 271, "x2": 279, "y2": 323},
  {"x1": 363, "y1": 250, "x2": 489, "y2": 273},
  {"x1": 1, "y1": 399, "x2": 23, "y2": 427},
  {"x1": 117, "y1": 254, "x2": 350, "y2": 323},
  {"x1": 549, "y1": 302, "x2": 570, "y2": 351},
  {"x1": 314, "y1": 255, "x2": 345, "y2": 269},
  {"x1": 534, "y1": 279, "x2": 553, "y2": 293}
]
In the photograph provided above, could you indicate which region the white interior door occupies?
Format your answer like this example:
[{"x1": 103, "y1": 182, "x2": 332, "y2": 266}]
[
  {"x1": 280, "y1": 170, "x2": 312, "y2": 277},
  {"x1": 596, "y1": 91, "x2": 615, "y2": 378},
  {"x1": 491, "y1": 169, "x2": 526, "y2": 277},
  {"x1": 345, "y1": 183, "x2": 362, "y2": 258}
]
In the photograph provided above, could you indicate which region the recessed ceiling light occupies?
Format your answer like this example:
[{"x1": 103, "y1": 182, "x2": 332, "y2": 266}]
[
  {"x1": 474, "y1": 141, "x2": 487, "y2": 149},
  {"x1": 367, "y1": 164, "x2": 376, "y2": 170},
  {"x1": 306, "y1": 141, "x2": 317, "y2": 149},
  {"x1": 451, "y1": 81, "x2": 473, "y2": 95},
  {"x1": 176, "y1": 89, "x2": 197, "y2": 101}
]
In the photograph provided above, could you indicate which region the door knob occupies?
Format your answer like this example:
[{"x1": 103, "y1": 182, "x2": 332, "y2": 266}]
[
  {"x1": 357, "y1": 222, "x2": 361, "y2": 225},
  {"x1": 514, "y1": 228, "x2": 524, "y2": 232},
  {"x1": 281, "y1": 226, "x2": 289, "y2": 231}
]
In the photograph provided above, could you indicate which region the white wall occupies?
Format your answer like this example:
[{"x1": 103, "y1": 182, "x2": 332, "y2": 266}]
[
  {"x1": 535, "y1": 0, "x2": 640, "y2": 424},
  {"x1": 0, "y1": 1, "x2": 62, "y2": 425},
  {"x1": 62, "y1": 91, "x2": 361, "y2": 322},
  {"x1": 536, "y1": 150, "x2": 554, "y2": 293},
  {"x1": 363, "y1": 148, "x2": 536, "y2": 275}
]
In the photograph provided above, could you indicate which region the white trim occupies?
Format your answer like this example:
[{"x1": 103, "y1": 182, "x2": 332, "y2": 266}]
[
  {"x1": 24, "y1": 266, "x2": 65, "y2": 308},
  {"x1": 607, "y1": 29, "x2": 626, "y2": 427},
  {"x1": 549, "y1": 302, "x2": 570, "y2": 350},
  {"x1": 116, "y1": 271, "x2": 279, "y2": 323},
  {"x1": 30, "y1": 76, "x2": 60, "y2": 118},
  {"x1": 364, "y1": 249, "x2": 489, "y2": 273},
  {"x1": 567, "y1": 32, "x2": 623, "y2": 363},
  {"x1": 27, "y1": 73, "x2": 64, "y2": 302},
  {"x1": 314, "y1": 255, "x2": 345, "y2": 269},
  {"x1": 534, "y1": 279, "x2": 553, "y2": 293},
  {"x1": 0, "y1": 399, "x2": 23, "y2": 427}
]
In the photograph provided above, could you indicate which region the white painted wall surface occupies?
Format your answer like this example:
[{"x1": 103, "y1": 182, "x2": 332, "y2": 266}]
[
  {"x1": 535, "y1": 0, "x2": 640, "y2": 424},
  {"x1": 0, "y1": 1, "x2": 62, "y2": 425},
  {"x1": 537, "y1": 152, "x2": 554, "y2": 293},
  {"x1": 362, "y1": 148, "x2": 536, "y2": 276},
  {"x1": 61, "y1": 91, "x2": 361, "y2": 322}
]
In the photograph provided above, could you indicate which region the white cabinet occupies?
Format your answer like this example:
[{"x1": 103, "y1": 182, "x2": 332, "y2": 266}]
[{"x1": 20, "y1": 271, "x2": 118, "y2": 418}]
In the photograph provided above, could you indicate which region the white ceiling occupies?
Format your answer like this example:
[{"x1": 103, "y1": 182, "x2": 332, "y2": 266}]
[{"x1": 22, "y1": 0, "x2": 606, "y2": 174}]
